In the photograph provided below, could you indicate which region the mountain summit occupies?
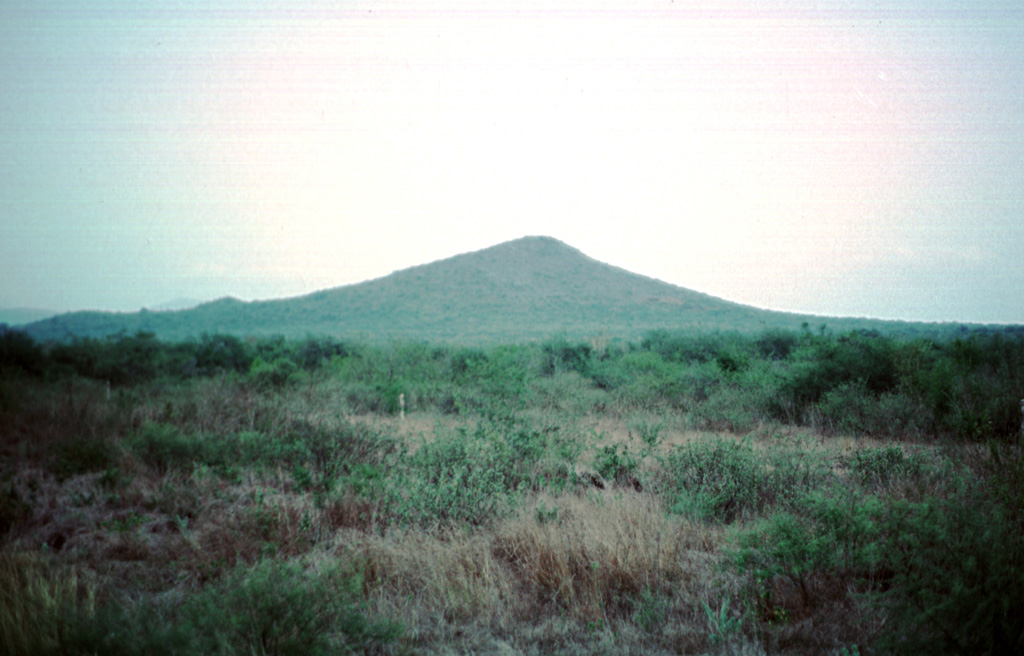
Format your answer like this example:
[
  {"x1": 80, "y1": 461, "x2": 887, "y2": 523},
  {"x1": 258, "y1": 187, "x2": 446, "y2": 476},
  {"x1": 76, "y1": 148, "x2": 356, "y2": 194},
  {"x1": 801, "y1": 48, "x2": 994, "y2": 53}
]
[{"x1": 21, "y1": 236, "x2": 896, "y2": 343}]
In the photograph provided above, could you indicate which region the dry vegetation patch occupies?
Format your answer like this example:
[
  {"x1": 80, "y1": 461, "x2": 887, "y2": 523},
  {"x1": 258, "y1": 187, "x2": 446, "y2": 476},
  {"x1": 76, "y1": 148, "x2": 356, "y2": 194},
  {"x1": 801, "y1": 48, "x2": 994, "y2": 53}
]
[{"x1": 338, "y1": 489, "x2": 740, "y2": 654}]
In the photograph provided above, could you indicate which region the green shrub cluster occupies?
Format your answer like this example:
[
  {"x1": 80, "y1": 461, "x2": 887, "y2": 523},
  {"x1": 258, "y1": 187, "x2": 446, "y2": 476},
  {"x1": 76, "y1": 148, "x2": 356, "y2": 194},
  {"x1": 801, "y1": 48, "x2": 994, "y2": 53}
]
[
  {"x1": 6, "y1": 325, "x2": 1024, "y2": 442},
  {"x1": 123, "y1": 414, "x2": 567, "y2": 530},
  {"x1": 731, "y1": 446, "x2": 1024, "y2": 654},
  {"x1": 125, "y1": 419, "x2": 394, "y2": 490},
  {"x1": 662, "y1": 437, "x2": 833, "y2": 523},
  {"x1": 8, "y1": 331, "x2": 346, "y2": 385},
  {"x1": 734, "y1": 488, "x2": 888, "y2": 610},
  {"x1": 364, "y1": 417, "x2": 567, "y2": 528},
  {"x1": 42, "y1": 559, "x2": 399, "y2": 656}
]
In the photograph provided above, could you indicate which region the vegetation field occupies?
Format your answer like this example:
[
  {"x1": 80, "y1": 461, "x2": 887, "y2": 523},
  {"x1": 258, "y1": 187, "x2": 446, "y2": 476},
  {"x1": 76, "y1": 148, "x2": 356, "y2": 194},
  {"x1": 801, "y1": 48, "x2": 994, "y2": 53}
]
[{"x1": 1, "y1": 325, "x2": 1023, "y2": 654}]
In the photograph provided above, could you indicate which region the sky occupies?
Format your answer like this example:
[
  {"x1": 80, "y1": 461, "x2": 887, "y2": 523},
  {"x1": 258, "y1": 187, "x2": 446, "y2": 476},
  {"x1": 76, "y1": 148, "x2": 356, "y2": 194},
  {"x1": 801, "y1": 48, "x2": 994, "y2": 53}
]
[{"x1": 2, "y1": 0, "x2": 1023, "y2": 324}]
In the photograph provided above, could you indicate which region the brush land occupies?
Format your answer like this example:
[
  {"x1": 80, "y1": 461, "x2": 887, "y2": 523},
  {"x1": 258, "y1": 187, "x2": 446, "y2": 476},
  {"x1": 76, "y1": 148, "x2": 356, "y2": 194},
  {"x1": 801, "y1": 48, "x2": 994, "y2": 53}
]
[{"x1": 2, "y1": 326, "x2": 1023, "y2": 655}]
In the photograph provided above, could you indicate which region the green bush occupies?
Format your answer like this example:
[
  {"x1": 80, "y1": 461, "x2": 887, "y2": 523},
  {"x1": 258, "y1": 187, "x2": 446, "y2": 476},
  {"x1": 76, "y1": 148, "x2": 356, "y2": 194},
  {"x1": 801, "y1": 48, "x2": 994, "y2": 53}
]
[
  {"x1": 729, "y1": 486, "x2": 892, "y2": 651},
  {"x1": 765, "y1": 439, "x2": 836, "y2": 498},
  {"x1": 249, "y1": 357, "x2": 299, "y2": 389},
  {"x1": 688, "y1": 381, "x2": 760, "y2": 433},
  {"x1": 733, "y1": 450, "x2": 1024, "y2": 654},
  {"x1": 373, "y1": 380, "x2": 406, "y2": 415},
  {"x1": 292, "y1": 336, "x2": 349, "y2": 370},
  {"x1": 390, "y1": 432, "x2": 512, "y2": 526},
  {"x1": 850, "y1": 445, "x2": 927, "y2": 487},
  {"x1": 194, "y1": 333, "x2": 253, "y2": 376},
  {"x1": 663, "y1": 437, "x2": 832, "y2": 523},
  {"x1": 239, "y1": 429, "x2": 312, "y2": 468},
  {"x1": 0, "y1": 328, "x2": 46, "y2": 377},
  {"x1": 641, "y1": 330, "x2": 743, "y2": 365},
  {"x1": 754, "y1": 329, "x2": 799, "y2": 361},
  {"x1": 382, "y1": 418, "x2": 555, "y2": 527},
  {"x1": 52, "y1": 435, "x2": 117, "y2": 480},
  {"x1": 64, "y1": 559, "x2": 400, "y2": 656},
  {"x1": 540, "y1": 337, "x2": 592, "y2": 376},
  {"x1": 594, "y1": 350, "x2": 692, "y2": 411},
  {"x1": 185, "y1": 559, "x2": 400, "y2": 655},
  {"x1": 528, "y1": 371, "x2": 606, "y2": 414},
  {"x1": 735, "y1": 488, "x2": 887, "y2": 606},
  {"x1": 818, "y1": 384, "x2": 930, "y2": 439},
  {"x1": 814, "y1": 381, "x2": 885, "y2": 436},
  {"x1": 770, "y1": 332, "x2": 900, "y2": 425},
  {"x1": 127, "y1": 419, "x2": 391, "y2": 482},
  {"x1": 663, "y1": 438, "x2": 771, "y2": 523},
  {"x1": 593, "y1": 443, "x2": 638, "y2": 485},
  {"x1": 876, "y1": 466, "x2": 1024, "y2": 654},
  {"x1": 127, "y1": 423, "x2": 219, "y2": 474}
]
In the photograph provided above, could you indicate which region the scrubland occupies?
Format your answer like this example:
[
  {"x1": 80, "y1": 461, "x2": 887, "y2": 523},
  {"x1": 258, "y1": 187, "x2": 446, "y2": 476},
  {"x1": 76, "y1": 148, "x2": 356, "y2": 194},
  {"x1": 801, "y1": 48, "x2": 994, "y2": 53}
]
[{"x1": 1, "y1": 327, "x2": 1022, "y2": 654}]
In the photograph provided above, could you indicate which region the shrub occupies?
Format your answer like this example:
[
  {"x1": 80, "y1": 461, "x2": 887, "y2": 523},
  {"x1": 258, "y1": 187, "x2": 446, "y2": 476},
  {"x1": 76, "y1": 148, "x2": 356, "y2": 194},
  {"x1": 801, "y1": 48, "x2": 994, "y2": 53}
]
[
  {"x1": 373, "y1": 380, "x2": 405, "y2": 415},
  {"x1": 770, "y1": 332, "x2": 900, "y2": 425},
  {"x1": 641, "y1": 329, "x2": 744, "y2": 365},
  {"x1": 65, "y1": 559, "x2": 400, "y2": 656},
  {"x1": 688, "y1": 382, "x2": 759, "y2": 433},
  {"x1": 593, "y1": 443, "x2": 638, "y2": 486},
  {"x1": 0, "y1": 328, "x2": 46, "y2": 377},
  {"x1": 194, "y1": 333, "x2": 253, "y2": 376},
  {"x1": 734, "y1": 488, "x2": 887, "y2": 609},
  {"x1": 388, "y1": 435, "x2": 512, "y2": 527},
  {"x1": 596, "y1": 350, "x2": 700, "y2": 412},
  {"x1": 850, "y1": 445, "x2": 927, "y2": 487},
  {"x1": 51, "y1": 435, "x2": 117, "y2": 480},
  {"x1": 876, "y1": 465, "x2": 1024, "y2": 654},
  {"x1": 249, "y1": 357, "x2": 298, "y2": 389},
  {"x1": 246, "y1": 429, "x2": 315, "y2": 467},
  {"x1": 529, "y1": 371, "x2": 606, "y2": 414},
  {"x1": 754, "y1": 329, "x2": 798, "y2": 361},
  {"x1": 626, "y1": 416, "x2": 665, "y2": 451},
  {"x1": 540, "y1": 338, "x2": 592, "y2": 376},
  {"x1": 183, "y1": 559, "x2": 400, "y2": 655},
  {"x1": 663, "y1": 438, "x2": 772, "y2": 523},
  {"x1": 381, "y1": 418, "x2": 556, "y2": 527},
  {"x1": 292, "y1": 336, "x2": 348, "y2": 370},
  {"x1": 664, "y1": 437, "x2": 833, "y2": 523},
  {"x1": 765, "y1": 439, "x2": 836, "y2": 498},
  {"x1": 127, "y1": 422, "x2": 218, "y2": 474}
]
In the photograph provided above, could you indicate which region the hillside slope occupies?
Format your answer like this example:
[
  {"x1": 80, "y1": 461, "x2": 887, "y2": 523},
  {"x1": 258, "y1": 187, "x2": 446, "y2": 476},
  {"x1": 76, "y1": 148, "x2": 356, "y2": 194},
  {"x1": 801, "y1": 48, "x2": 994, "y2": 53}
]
[{"x1": 21, "y1": 236, "x2": 940, "y2": 343}]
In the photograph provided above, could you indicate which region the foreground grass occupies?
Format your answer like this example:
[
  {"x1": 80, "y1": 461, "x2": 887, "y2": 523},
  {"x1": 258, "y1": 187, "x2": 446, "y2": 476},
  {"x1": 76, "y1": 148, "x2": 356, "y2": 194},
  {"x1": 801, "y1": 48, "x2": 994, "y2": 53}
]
[{"x1": 1, "y1": 375, "x2": 1022, "y2": 654}]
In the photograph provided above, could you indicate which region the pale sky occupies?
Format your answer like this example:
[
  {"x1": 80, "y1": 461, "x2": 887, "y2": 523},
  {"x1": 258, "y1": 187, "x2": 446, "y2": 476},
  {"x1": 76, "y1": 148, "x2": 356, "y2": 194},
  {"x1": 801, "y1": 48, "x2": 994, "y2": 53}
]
[{"x1": 2, "y1": 0, "x2": 1023, "y2": 324}]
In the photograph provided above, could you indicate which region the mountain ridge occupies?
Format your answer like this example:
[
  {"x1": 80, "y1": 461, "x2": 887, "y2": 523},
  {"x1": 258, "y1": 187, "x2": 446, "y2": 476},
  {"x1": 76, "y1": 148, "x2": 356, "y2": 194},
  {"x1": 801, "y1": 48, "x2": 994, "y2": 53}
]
[
  {"x1": 0, "y1": 307, "x2": 58, "y2": 327},
  {"x1": 18, "y1": 236, "x2": 982, "y2": 343}
]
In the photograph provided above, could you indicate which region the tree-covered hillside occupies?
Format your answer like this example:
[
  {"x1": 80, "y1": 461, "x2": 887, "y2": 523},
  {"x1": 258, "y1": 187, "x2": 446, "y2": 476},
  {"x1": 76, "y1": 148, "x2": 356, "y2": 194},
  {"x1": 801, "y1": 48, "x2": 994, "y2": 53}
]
[{"x1": 19, "y1": 237, "x2": 987, "y2": 343}]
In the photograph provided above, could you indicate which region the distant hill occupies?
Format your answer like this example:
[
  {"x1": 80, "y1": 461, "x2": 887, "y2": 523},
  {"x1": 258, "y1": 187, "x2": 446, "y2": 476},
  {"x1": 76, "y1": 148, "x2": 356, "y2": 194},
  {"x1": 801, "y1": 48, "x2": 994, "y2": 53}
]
[
  {"x1": 20, "y1": 236, "x2": 982, "y2": 343},
  {"x1": 146, "y1": 297, "x2": 205, "y2": 312},
  {"x1": 0, "y1": 307, "x2": 57, "y2": 327}
]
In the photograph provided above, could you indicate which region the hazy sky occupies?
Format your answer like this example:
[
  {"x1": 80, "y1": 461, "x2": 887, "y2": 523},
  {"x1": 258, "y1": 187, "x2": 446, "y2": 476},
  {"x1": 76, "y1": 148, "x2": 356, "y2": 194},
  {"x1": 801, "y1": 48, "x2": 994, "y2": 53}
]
[{"x1": 2, "y1": 1, "x2": 1023, "y2": 324}]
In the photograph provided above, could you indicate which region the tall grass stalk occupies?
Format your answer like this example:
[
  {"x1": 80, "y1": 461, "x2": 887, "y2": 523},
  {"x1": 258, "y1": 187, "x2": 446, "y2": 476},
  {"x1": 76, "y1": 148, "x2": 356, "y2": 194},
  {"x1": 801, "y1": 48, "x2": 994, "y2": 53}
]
[{"x1": 0, "y1": 549, "x2": 94, "y2": 656}]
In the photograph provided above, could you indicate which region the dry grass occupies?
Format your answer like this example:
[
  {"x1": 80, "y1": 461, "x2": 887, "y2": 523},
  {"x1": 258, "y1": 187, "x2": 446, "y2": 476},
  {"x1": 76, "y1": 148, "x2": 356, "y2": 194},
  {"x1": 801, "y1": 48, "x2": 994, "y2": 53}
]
[
  {"x1": 494, "y1": 492, "x2": 692, "y2": 619},
  {"x1": 0, "y1": 548, "x2": 95, "y2": 656},
  {"x1": 333, "y1": 489, "x2": 747, "y2": 654}
]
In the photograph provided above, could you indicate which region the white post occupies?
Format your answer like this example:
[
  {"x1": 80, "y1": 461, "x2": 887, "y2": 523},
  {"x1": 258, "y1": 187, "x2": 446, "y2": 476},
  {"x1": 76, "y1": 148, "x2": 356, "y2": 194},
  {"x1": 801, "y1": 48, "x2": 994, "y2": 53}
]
[{"x1": 400, "y1": 393, "x2": 405, "y2": 422}]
